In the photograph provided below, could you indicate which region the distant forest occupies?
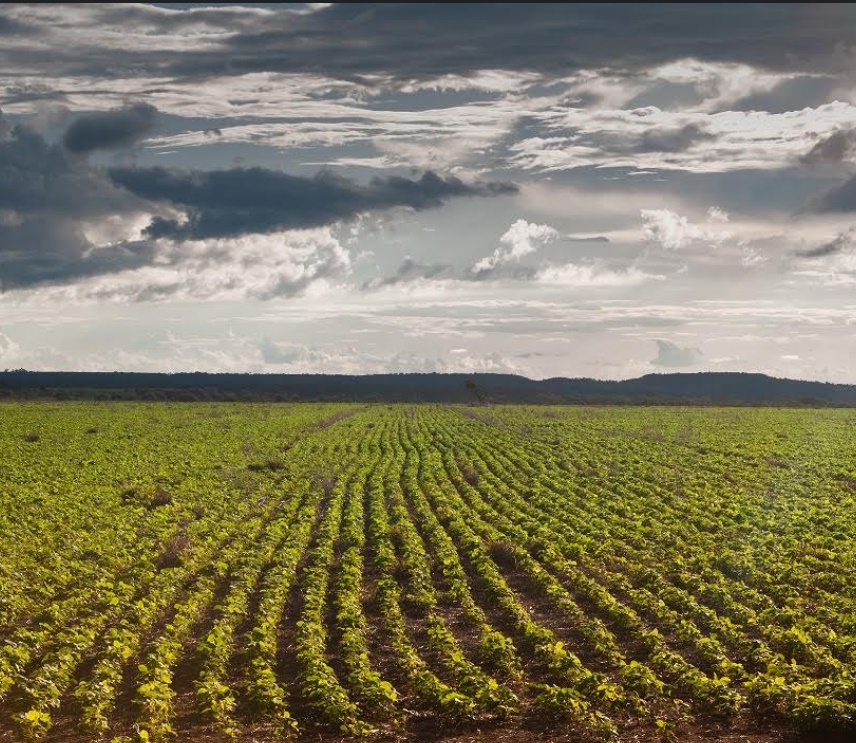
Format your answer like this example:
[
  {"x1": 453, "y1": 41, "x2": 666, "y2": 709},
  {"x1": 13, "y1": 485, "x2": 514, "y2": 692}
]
[{"x1": 1, "y1": 370, "x2": 855, "y2": 406}]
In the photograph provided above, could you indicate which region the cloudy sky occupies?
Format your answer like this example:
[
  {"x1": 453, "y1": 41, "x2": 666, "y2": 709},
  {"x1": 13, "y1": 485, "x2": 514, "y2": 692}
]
[{"x1": 1, "y1": 3, "x2": 855, "y2": 380}]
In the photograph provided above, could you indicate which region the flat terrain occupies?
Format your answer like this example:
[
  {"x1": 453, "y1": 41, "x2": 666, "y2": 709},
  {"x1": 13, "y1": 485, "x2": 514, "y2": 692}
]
[{"x1": 1, "y1": 403, "x2": 855, "y2": 742}]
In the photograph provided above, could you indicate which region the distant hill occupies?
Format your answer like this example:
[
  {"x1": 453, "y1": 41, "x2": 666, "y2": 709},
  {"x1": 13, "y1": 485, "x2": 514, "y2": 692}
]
[{"x1": 1, "y1": 370, "x2": 855, "y2": 406}]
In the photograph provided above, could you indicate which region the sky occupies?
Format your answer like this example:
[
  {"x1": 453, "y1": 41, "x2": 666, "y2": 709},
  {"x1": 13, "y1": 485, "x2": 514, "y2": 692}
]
[{"x1": 0, "y1": 3, "x2": 855, "y2": 381}]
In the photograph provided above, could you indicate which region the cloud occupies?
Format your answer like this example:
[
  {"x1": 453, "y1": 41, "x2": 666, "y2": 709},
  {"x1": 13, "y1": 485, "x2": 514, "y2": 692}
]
[
  {"x1": 509, "y1": 102, "x2": 856, "y2": 174},
  {"x1": 62, "y1": 103, "x2": 157, "y2": 154},
  {"x1": 1, "y1": 6, "x2": 853, "y2": 183},
  {"x1": 0, "y1": 110, "x2": 374, "y2": 298},
  {"x1": 800, "y1": 128, "x2": 856, "y2": 166},
  {"x1": 0, "y1": 13, "x2": 34, "y2": 36},
  {"x1": 706, "y1": 206, "x2": 729, "y2": 222},
  {"x1": 789, "y1": 230, "x2": 856, "y2": 286},
  {"x1": 652, "y1": 339, "x2": 703, "y2": 367},
  {"x1": 0, "y1": 222, "x2": 155, "y2": 291},
  {"x1": 363, "y1": 222, "x2": 657, "y2": 290},
  {"x1": 551, "y1": 123, "x2": 717, "y2": 160},
  {"x1": 796, "y1": 230, "x2": 853, "y2": 258},
  {"x1": 809, "y1": 174, "x2": 856, "y2": 212},
  {"x1": 641, "y1": 207, "x2": 731, "y2": 250},
  {"x1": 259, "y1": 337, "x2": 300, "y2": 365},
  {"x1": 362, "y1": 256, "x2": 453, "y2": 289},
  {"x1": 731, "y1": 75, "x2": 839, "y2": 114},
  {"x1": 110, "y1": 167, "x2": 517, "y2": 241},
  {"x1": 535, "y1": 263, "x2": 662, "y2": 287},
  {"x1": 256, "y1": 340, "x2": 523, "y2": 375},
  {"x1": 567, "y1": 235, "x2": 610, "y2": 243},
  {"x1": 0, "y1": 112, "x2": 155, "y2": 290},
  {"x1": 472, "y1": 219, "x2": 558, "y2": 274},
  {"x1": 25, "y1": 228, "x2": 352, "y2": 303},
  {"x1": 364, "y1": 255, "x2": 661, "y2": 292},
  {"x1": 498, "y1": 219, "x2": 559, "y2": 260},
  {"x1": 632, "y1": 123, "x2": 715, "y2": 153},
  {"x1": 0, "y1": 5, "x2": 852, "y2": 98},
  {"x1": 740, "y1": 246, "x2": 768, "y2": 267},
  {"x1": 0, "y1": 330, "x2": 19, "y2": 359},
  {"x1": 171, "y1": 4, "x2": 856, "y2": 82},
  {"x1": 0, "y1": 104, "x2": 517, "y2": 293}
]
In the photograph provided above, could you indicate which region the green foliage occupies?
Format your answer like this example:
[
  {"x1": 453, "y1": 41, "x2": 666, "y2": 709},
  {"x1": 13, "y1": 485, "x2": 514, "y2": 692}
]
[{"x1": 1, "y1": 403, "x2": 855, "y2": 739}]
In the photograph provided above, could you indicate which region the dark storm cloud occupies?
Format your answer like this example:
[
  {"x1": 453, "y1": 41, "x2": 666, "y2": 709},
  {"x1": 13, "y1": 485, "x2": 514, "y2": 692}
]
[
  {"x1": 176, "y1": 3, "x2": 856, "y2": 81},
  {"x1": 0, "y1": 112, "x2": 153, "y2": 289},
  {"x1": 62, "y1": 103, "x2": 158, "y2": 154},
  {"x1": 1, "y1": 4, "x2": 853, "y2": 86},
  {"x1": 0, "y1": 119, "x2": 130, "y2": 217},
  {"x1": 796, "y1": 231, "x2": 853, "y2": 258},
  {"x1": 0, "y1": 104, "x2": 515, "y2": 291},
  {"x1": 0, "y1": 222, "x2": 154, "y2": 290},
  {"x1": 109, "y1": 166, "x2": 517, "y2": 240},
  {"x1": 800, "y1": 129, "x2": 856, "y2": 167},
  {"x1": 361, "y1": 257, "x2": 454, "y2": 289}
]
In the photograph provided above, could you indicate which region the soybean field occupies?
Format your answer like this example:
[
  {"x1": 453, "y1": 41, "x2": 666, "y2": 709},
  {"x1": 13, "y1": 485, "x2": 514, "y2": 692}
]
[{"x1": 1, "y1": 403, "x2": 856, "y2": 743}]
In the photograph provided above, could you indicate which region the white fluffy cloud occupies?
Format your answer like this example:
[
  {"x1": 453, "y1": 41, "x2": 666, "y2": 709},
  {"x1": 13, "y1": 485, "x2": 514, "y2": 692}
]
[
  {"x1": 0, "y1": 331, "x2": 19, "y2": 360},
  {"x1": 641, "y1": 207, "x2": 732, "y2": 250},
  {"x1": 20, "y1": 228, "x2": 351, "y2": 303},
  {"x1": 472, "y1": 219, "x2": 559, "y2": 273}
]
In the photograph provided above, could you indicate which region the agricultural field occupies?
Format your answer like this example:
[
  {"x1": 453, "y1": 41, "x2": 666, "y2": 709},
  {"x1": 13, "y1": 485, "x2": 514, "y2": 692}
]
[{"x1": 1, "y1": 403, "x2": 855, "y2": 743}]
